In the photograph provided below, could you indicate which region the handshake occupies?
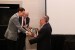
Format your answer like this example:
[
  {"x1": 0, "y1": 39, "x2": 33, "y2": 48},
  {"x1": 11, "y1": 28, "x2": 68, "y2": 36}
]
[
  {"x1": 26, "y1": 31, "x2": 35, "y2": 37},
  {"x1": 25, "y1": 27, "x2": 38, "y2": 37}
]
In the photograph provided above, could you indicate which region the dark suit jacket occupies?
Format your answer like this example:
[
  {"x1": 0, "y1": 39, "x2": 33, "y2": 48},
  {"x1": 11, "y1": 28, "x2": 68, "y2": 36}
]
[
  {"x1": 18, "y1": 16, "x2": 30, "y2": 40},
  {"x1": 29, "y1": 23, "x2": 52, "y2": 50},
  {"x1": 26, "y1": 17, "x2": 30, "y2": 27},
  {"x1": 19, "y1": 17, "x2": 30, "y2": 27}
]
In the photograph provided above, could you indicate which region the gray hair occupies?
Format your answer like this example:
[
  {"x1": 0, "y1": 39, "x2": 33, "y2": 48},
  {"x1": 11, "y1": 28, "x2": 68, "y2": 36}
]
[{"x1": 43, "y1": 15, "x2": 49, "y2": 22}]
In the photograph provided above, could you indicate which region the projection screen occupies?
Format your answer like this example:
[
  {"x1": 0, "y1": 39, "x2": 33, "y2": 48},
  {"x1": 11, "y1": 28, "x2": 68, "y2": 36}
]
[{"x1": 46, "y1": 0, "x2": 75, "y2": 35}]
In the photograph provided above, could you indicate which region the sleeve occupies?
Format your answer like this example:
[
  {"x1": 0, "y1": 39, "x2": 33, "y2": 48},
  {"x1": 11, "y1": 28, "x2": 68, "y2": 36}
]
[
  {"x1": 26, "y1": 17, "x2": 30, "y2": 27},
  {"x1": 12, "y1": 17, "x2": 26, "y2": 33},
  {"x1": 29, "y1": 28, "x2": 48, "y2": 44}
]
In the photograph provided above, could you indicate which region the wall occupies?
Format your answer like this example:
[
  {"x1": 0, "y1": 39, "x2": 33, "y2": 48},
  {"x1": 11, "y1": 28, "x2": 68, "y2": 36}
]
[
  {"x1": 47, "y1": 0, "x2": 75, "y2": 35},
  {"x1": 0, "y1": 0, "x2": 45, "y2": 50},
  {"x1": 0, "y1": 0, "x2": 45, "y2": 28},
  {"x1": 22, "y1": 0, "x2": 45, "y2": 28}
]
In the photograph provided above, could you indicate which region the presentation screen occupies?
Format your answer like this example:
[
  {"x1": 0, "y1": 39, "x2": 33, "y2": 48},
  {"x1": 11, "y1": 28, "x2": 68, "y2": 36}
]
[{"x1": 47, "y1": 0, "x2": 75, "y2": 35}]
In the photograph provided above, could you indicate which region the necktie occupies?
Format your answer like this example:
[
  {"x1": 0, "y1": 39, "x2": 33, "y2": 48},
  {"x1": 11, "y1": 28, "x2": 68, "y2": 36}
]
[{"x1": 23, "y1": 18, "x2": 25, "y2": 26}]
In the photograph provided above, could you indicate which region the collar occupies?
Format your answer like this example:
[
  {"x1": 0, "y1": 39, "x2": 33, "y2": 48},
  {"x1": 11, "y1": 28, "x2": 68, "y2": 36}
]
[
  {"x1": 16, "y1": 13, "x2": 19, "y2": 18},
  {"x1": 40, "y1": 23, "x2": 46, "y2": 29}
]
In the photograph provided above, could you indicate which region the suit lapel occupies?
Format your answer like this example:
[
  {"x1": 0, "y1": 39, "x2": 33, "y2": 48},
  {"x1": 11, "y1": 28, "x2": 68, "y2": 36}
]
[{"x1": 19, "y1": 17, "x2": 22, "y2": 25}]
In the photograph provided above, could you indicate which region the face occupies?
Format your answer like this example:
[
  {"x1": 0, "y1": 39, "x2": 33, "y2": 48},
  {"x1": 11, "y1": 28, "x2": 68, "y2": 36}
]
[
  {"x1": 40, "y1": 18, "x2": 45, "y2": 26},
  {"x1": 19, "y1": 11, "x2": 25, "y2": 17},
  {"x1": 25, "y1": 12, "x2": 29, "y2": 17},
  {"x1": 22, "y1": 12, "x2": 29, "y2": 18}
]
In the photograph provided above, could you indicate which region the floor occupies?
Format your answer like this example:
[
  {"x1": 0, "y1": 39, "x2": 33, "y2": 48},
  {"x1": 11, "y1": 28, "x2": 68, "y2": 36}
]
[{"x1": 25, "y1": 36, "x2": 37, "y2": 50}]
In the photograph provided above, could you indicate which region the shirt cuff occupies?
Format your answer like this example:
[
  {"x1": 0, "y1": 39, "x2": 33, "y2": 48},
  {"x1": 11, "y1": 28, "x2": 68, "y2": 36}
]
[{"x1": 26, "y1": 31, "x2": 28, "y2": 33}]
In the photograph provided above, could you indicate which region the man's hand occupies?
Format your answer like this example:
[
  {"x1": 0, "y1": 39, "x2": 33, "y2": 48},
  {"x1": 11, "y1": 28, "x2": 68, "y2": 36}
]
[
  {"x1": 26, "y1": 31, "x2": 34, "y2": 37},
  {"x1": 27, "y1": 31, "x2": 32, "y2": 36}
]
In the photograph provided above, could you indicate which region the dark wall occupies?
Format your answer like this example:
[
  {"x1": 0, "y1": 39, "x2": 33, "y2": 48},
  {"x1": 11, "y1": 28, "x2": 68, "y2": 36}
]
[
  {"x1": 51, "y1": 35, "x2": 75, "y2": 50},
  {"x1": 0, "y1": 4, "x2": 19, "y2": 39},
  {"x1": 51, "y1": 35, "x2": 65, "y2": 50},
  {"x1": 0, "y1": 4, "x2": 19, "y2": 25},
  {"x1": 0, "y1": 4, "x2": 19, "y2": 50}
]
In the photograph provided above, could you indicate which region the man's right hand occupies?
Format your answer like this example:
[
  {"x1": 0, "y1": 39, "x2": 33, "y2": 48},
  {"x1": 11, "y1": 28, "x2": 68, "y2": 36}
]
[{"x1": 26, "y1": 31, "x2": 34, "y2": 37}]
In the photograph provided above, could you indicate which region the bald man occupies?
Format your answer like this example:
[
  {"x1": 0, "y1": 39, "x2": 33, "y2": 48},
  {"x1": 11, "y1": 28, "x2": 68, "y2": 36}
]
[
  {"x1": 29, "y1": 16, "x2": 52, "y2": 50},
  {"x1": 18, "y1": 12, "x2": 30, "y2": 50},
  {"x1": 23, "y1": 12, "x2": 30, "y2": 27}
]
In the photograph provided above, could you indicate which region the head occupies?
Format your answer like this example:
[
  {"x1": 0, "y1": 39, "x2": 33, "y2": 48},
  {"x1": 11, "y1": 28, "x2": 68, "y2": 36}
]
[
  {"x1": 40, "y1": 15, "x2": 49, "y2": 26},
  {"x1": 25, "y1": 12, "x2": 29, "y2": 17},
  {"x1": 23, "y1": 12, "x2": 29, "y2": 18},
  {"x1": 17, "y1": 7, "x2": 25, "y2": 17}
]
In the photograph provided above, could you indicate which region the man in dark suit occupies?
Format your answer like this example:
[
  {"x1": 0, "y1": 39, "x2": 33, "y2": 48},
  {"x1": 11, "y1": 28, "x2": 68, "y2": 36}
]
[
  {"x1": 29, "y1": 16, "x2": 52, "y2": 50},
  {"x1": 18, "y1": 12, "x2": 30, "y2": 50}
]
